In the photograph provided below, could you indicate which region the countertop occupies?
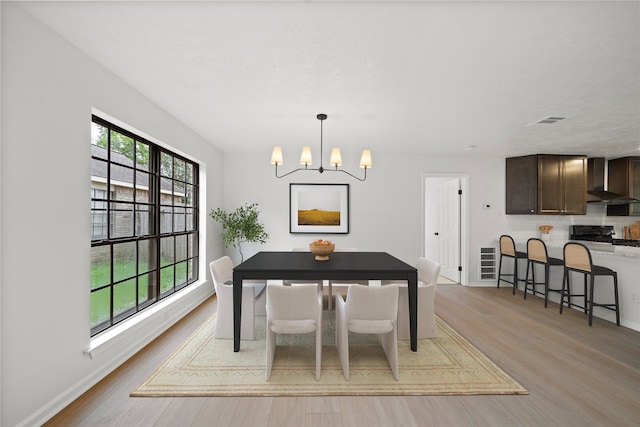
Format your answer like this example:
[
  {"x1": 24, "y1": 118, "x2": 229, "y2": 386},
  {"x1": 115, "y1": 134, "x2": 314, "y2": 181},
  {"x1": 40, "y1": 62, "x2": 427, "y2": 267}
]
[{"x1": 515, "y1": 239, "x2": 640, "y2": 258}]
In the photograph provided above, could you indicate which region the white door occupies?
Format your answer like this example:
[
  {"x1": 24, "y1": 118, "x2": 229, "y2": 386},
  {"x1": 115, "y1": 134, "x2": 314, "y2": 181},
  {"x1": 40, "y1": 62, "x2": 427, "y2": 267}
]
[{"x1": 425, "y1": 177, "x2": 461, "y2": 282}]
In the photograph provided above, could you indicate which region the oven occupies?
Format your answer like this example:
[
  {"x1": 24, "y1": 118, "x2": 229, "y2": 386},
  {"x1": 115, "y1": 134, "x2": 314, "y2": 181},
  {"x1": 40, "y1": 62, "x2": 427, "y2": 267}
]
[{"x1": 570, "y1": 225, "x2": 640, "y2": 247}]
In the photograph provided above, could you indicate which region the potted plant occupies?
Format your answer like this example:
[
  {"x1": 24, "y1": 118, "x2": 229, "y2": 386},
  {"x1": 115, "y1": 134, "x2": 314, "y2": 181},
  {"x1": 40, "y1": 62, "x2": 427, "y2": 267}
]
[{"x1": 209, "y1": 202, "x2": 269, "y2": 263}]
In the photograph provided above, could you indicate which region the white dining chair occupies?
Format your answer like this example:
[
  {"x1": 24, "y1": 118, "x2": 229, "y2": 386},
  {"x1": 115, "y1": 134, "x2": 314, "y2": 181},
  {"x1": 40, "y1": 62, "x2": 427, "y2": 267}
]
[
  {"x1": 209, "y1": 256, "x2": 267, "y2": 340},
  {"x1": 396, "y1": 257, "x2": 441, "y2": 339},
  {"x1": 335, "y1": 284, "x2": 399, "y2": 380},
  {"x1": 266, "y1": 283, "x2": 323, "y2": 380},
  {"x1": 327, "y1": 247, "x2": 368, "y2": 310}
]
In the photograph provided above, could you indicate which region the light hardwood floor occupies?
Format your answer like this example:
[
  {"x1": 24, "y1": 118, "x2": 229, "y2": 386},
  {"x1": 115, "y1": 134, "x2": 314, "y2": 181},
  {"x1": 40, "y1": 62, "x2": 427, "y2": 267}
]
[{"x1": 45, "y1": 284, "x2": 640, "y2": 426}]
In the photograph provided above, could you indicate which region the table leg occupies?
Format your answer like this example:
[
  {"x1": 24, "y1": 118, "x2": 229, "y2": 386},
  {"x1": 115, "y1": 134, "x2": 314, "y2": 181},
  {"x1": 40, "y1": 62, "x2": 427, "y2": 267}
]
[
  {"x1": 233, "y1": 271, "x2": 242, "y2": 352},
  {"x1": 408, "y1": 275, "x2": 418, "y2": 352}
]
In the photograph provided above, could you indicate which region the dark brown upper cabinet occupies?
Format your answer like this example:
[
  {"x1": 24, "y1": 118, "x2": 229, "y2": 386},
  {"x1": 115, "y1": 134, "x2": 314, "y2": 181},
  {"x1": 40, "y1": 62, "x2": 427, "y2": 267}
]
[
  {"x1": 506, "y1": 155, "x2": 537, "y2": 214},
  {"x1": 606, "y1": 156, "x2": 640, "y2": 216},
  {"x1": 506, "y1": 154, "x2": 587, "y2": 215}
]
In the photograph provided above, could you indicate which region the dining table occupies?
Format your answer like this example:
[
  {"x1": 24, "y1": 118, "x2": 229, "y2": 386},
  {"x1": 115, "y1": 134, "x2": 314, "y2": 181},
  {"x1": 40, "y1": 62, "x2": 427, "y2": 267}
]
[{"x1": 232, "y1": 251, "x2": 419, "y2": 352}]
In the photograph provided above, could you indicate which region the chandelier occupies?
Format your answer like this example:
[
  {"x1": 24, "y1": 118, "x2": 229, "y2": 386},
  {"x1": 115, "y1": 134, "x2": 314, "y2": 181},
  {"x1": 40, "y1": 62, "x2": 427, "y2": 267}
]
[{"x1": 270, "y1": 114, "x2": 372, "y2": 181}]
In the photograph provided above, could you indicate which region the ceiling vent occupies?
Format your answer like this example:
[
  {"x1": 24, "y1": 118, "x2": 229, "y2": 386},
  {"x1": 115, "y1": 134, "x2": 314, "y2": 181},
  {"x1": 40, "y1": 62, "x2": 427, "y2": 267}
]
[{"x1": 527, "y1": 116, "x2": 566, "y2": 126}]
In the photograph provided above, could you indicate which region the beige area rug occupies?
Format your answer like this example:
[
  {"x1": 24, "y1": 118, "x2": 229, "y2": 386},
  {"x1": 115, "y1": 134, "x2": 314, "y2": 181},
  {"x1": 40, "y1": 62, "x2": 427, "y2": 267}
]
[{"x1": 132, "y1": 312, "x2": 528, "y2": 397}]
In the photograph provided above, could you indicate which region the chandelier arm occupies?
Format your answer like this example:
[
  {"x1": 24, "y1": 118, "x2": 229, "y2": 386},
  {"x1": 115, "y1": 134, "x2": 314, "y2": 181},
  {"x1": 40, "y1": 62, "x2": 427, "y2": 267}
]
[
  {"x1": 274, "y1": 163, "x2": 321, "y2": 178},
  {"x1": 324, "y1": 167, "x2": 368, "y2": 182}
]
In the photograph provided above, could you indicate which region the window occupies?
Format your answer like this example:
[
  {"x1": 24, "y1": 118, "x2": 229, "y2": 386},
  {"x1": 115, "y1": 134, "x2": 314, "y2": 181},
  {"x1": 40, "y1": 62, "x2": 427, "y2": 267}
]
[{"x1": 90, "y1": 116, "x2": 199, "y2": 336}]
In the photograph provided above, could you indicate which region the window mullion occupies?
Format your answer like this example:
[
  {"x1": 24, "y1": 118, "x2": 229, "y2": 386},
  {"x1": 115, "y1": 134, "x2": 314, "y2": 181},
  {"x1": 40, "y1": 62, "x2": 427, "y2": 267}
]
[
  {"x1": 106, "y1": 124, "x2": 112, "y2": 241},
  {"x1": 109, "y1": 245, "x2": 114, "y2": 328},
  {"x1": 153, "y1": 146, "x2": 162, "y2": 301}
]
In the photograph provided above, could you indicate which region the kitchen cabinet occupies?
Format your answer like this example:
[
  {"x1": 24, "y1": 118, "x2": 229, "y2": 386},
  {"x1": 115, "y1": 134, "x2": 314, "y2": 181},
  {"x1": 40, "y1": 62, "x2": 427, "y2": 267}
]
[
  {"x1": 506, "y1": 154, "x2": 587, "y2": 215},
  {"x1": 607, "y1": 156, "x2": 640, "y2": 216},
  {"x1": 506, "y1": 155, "x2": 537, "y2": 214}
]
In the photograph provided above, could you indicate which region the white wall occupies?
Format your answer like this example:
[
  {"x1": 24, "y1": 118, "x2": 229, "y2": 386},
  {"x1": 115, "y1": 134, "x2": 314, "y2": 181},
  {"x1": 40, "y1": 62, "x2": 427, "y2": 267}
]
[
  {"x1": 1, "y1": 4, "x2": 223, "y2": 426},
  {"x1": 0, "y1": 4, "x2": 4, "y2": 424},
  {"x1": 222, "y1": 151, "x2": 510, "y2": 280}
]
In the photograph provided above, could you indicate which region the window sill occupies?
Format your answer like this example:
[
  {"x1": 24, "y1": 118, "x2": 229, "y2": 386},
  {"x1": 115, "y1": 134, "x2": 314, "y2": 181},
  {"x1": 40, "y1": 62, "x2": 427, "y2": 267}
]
[{"x1": 84, "y1": 280, "x2": 209, "y2": 359}]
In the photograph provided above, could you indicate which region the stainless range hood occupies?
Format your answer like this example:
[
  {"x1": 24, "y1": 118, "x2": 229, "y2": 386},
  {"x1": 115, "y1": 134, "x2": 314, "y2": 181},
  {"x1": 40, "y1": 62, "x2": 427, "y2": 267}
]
[{"x1": 587, "y1": 157, "x2": 639, "y2": 204}]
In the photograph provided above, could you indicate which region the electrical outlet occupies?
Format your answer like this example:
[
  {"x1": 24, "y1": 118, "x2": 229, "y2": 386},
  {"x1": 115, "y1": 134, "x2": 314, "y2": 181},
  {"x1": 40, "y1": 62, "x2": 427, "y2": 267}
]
[{"x1": 632, "y1": 293, "x2": 639, "y2": 304}]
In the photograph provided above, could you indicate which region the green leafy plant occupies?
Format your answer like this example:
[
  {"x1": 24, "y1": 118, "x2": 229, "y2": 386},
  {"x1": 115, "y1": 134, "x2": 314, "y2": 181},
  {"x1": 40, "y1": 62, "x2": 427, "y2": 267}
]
[{"x1": 209, "y1": 203, "x2": 269, "y2": 262}]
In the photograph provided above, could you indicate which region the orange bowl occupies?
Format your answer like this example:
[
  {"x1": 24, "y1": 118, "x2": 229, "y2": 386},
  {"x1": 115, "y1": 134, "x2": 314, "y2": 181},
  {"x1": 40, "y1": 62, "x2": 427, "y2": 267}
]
[{"x1": 309, "y1": 243, "x2": 335, "y2": 261}]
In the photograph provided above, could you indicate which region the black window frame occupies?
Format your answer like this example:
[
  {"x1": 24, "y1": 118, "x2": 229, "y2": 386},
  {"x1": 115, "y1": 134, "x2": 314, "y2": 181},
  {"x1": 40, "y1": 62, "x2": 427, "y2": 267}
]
[{"x1": 90, "y1": 115, "x2": 199, "y2": 337}]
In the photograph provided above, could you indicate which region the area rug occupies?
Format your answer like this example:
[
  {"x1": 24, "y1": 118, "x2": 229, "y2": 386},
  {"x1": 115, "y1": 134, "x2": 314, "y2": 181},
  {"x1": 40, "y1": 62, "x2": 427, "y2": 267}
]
[{"x1": 132, "y1": 312, "x2": 528, "y2": 397}]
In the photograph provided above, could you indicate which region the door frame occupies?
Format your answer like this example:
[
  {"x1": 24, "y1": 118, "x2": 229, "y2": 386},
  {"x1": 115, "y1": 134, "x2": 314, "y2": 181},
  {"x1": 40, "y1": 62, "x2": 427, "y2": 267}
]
[{"x1": 421, "y1": 173, "x2": 469, "y2": 286}]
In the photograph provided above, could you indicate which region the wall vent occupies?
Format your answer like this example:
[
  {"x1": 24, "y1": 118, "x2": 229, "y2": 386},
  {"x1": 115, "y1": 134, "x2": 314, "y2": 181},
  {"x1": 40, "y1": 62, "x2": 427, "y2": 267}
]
[
  {"x1": 479, "y1": 247, "x2": 497, "y2": 281},
  {"x1": 527, "y1": 116, "x2": 566, "y2": 126}
]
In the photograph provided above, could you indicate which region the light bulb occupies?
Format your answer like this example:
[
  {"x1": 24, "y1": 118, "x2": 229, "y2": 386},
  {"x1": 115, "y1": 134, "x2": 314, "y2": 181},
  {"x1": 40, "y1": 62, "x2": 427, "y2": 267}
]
[
  {"x1": 270, "y1": 146, "x2": 283, "y2": 165},
  {"x1": 360, "y1": 149, "x2": 372, "y2": 168},
  {"x1": 330, "y1": 148, "x2": 342, "y2": 167},
  {"x1": 300, "y1": 146, "x2": 312, "y2": 166}
]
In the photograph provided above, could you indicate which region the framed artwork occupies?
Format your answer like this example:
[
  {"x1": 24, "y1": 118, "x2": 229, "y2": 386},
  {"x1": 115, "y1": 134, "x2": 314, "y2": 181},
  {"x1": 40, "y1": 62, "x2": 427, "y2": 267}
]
[{"x1": 289, "y1": 183, "x2": 350, "y2": 234}]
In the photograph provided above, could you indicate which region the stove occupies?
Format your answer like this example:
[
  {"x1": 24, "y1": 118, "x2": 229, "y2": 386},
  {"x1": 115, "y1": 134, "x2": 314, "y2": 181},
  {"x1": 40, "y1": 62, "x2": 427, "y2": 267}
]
[
  {"x1": 570, "y1": 225, "x2": 640, "y2": 247},
  {"x1": 569, "y1": 225, "x2": 615, "y2": 243},
  {"x1": 612, "y1": 239, "x2": 640, "y2": 248}
]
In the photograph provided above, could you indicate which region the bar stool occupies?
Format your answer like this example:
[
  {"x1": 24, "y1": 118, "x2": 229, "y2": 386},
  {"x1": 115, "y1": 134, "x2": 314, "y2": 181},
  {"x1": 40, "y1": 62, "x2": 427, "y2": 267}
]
[
  {"x1": 524, "y1": 238, "x2": 564, "y2": 307},
  {"x1": 497, "y1": 235, "x2": 527, "y2": 295},
  {"x1": 560, "y1": 242, "x2": 620, "y2": 326}
]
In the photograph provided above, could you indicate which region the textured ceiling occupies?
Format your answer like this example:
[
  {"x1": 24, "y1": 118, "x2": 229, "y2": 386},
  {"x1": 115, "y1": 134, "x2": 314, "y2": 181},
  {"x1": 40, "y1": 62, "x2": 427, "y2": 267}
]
[{"x1": 18, "y1": 1, "x2": 640, "y2": 161}]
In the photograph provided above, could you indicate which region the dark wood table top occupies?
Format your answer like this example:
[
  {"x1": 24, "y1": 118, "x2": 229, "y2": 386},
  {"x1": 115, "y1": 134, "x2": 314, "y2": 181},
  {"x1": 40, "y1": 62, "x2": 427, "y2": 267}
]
[{"x1": 234, "y1": 251, "x2": 417, "y2": 279}]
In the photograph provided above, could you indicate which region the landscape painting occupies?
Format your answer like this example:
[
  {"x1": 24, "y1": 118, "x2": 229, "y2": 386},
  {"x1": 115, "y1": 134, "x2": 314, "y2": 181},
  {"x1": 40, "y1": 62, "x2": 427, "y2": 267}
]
[{"x1": 290, "y1": 184, "x2": 349, "y2": 234}]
